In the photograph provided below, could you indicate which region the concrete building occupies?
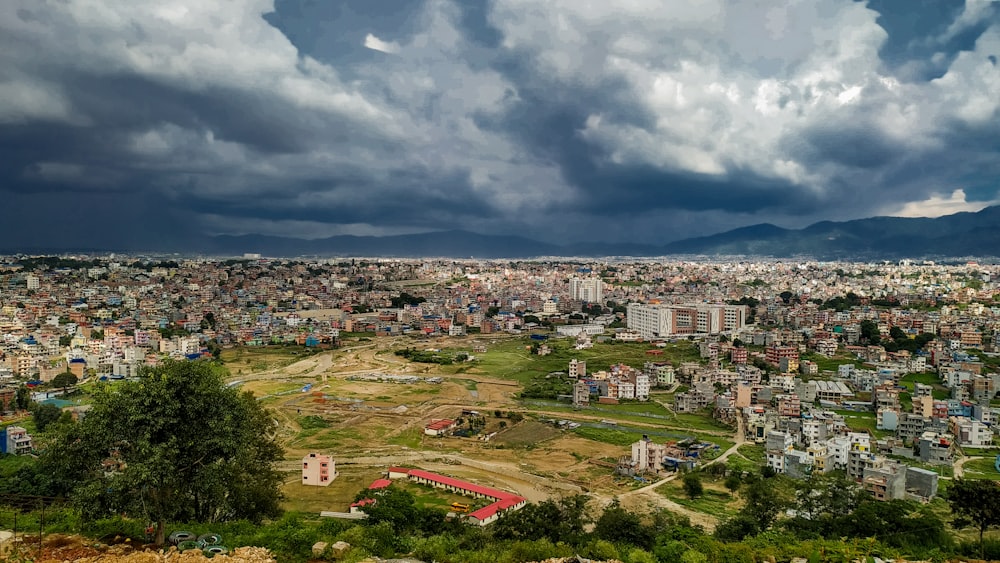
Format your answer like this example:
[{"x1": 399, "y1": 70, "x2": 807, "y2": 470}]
[
  {"x1": 644, "y1": 362, "x2": 675, "y2": 387},
  {"x1": 569, "y1": 277, "x2": 604, "y2": 304},
  {"x1": 766, "y1": 431, "x2": 794, "y2": 473},
  {"x1": 863, "y1": 460, "x2": 907, "y2": 501},
  {"x1": 952, "y1": 417, "x2": 992, "y2": 448},
  {"x1": 1, "y1": 425, "x2": 32, "y2": 455},
  {"x1": 302, "y1": 453, "x2": 336, "y2": 486},
  {"x1": 905, "y1": 466, "x2": 939, "y2": 500},
  {"x1": 573, "y1": 380, "x2": 591, "y2": 407},
  {"x1": 632, "y1": 438, "x2": 668, "y2": 472},
  {"x1": 917, "y1": 431, "x2": 954, "y2": 465},
  {"x1": 626, "y1": 303, "x2": 747, "y2": 338}
]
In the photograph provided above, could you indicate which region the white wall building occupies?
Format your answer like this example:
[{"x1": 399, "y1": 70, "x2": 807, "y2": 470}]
[
  {"x1": 626, "y1": 303, "x2": 747, "y2": 338},
  {"x1": 569, "y1": 277, "x2": 604, "y2": 303}
]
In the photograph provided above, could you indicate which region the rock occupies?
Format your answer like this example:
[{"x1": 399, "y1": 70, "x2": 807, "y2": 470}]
[
  {"x1": 331, "y1": 540, "x2": 351, "y2": 557},
  {"x1": 312, "y1": 541, "x2": 329, "y2": 557}
]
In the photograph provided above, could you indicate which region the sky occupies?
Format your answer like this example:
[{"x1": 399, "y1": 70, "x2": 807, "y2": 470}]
[{"x1": 1, "y1": 0, "x2": 999, "y2": 250}]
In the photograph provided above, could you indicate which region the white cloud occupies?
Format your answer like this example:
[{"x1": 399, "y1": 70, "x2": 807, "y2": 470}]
[
  {"x1": 888, "y1": 189, "x2": 996, "y2": 218},
  {"x1": 363, "y1": 33, "x2": 401, "y2": 54}
]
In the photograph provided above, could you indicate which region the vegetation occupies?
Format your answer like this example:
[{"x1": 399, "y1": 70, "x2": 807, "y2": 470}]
[
  {"x1": 949, "y1": 478, "x2": 1000, "y2": 557},
  {"x1": 395, "y1": 347, "x2": 458, "y2": 365},
  {"x1": 682, "y1": 473, "x2": 704, "y2": 499},
  {"x1": 31, "y1": 360, "x2": 283, "y2": 545}
]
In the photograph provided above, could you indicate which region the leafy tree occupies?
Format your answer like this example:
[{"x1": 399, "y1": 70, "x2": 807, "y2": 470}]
[
  {"x1": 495, "y1": 495, "x2": 591, "y2": 546},
  {"x1": 357, "y1": 486, "x2": 423, "y2": 534},
  {"x1": 714, "y1": 514, "x2": 760, "y2": 542},
  {"x1": 594, "y1": 501, "x2": 654, "y2": 549},
  {"x1": 15, "y1": 385, "x2": 31, "y2": 410},
  {"x1": 38, "y1": 360, "x2": 283, "y2": 545},
  {"x1": 52, "y1": 370, "x2": 78, "y2": 392},
  {"x1": 683, "y1": 473, "x2": 704, "y2": 499},
  {"x1": 739, "y1": 473, "x2": 786, "y2": 532},
  {"x1": 948, "y1": 478, "x2": 1000, "y2": 557},
  {"x1": 724, "y1": 474, "x2": 742, "y2": 495},
  {"x1": 860, "y1": 319, "x2": 881, "y2": 345},
  {"x1": 889, "y1": 326, "x2": 906, "y2": 340},
  {"x1": 32, "y1": 402, "x2": 63, "y2": 432}
]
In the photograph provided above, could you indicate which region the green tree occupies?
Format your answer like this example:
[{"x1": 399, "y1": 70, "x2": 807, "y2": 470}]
[
  {"x1": 15, "y1": 385, "x2": 31, "y2": 410},
  {"x1": 52, "y1": 371, "x2": 78, "y2": 392},
  {"x1": 495, "y1": 495, "x2": 590, "y2": 545},
  {"x1": 594, "y1": 501, "x2": 654, "y2": 550},
  {"x1": 32, "y1": 402, "x2": 63, "y2": 432},
  {"x1": 683, "y1": 473, "x2": 704, "y2": 499},
  {"x1": 948, "y1": 478, "x2": 1000, "y2": 557},
  {"x1": 724, "y1": 474, "x2": 742, "y2": 495},
  {"x1": 39, "y1": 360, "x2": 283, "y2": 545},
  {"x1": 860, "y1": 319, "x2": 881, "y2": 345},
  {"x1": 740, "y1": 473, "x2": 786, "y2": 532}
]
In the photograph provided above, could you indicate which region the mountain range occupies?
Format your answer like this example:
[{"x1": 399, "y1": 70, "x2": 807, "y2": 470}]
[{"x1": 6, "y1": 206, "x2": 1000, "y2": 259}]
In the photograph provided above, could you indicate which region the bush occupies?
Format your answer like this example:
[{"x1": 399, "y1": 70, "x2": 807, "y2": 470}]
[{"x1": 81, "y1": 516, "x2": 145, "y2": 542}]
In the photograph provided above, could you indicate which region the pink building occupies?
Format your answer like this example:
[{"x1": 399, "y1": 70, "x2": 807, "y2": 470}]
[{"x1": 302, "y1": 453, "x2": 336, "y2": 486}]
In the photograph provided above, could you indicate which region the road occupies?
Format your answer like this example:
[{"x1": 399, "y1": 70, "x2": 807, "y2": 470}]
[
  {"x1": 236, "y1": 337, "x2": 749, "y2": 529},
  {"x1": 953, "y1": 455, "x2": 984, "y2": 479},
  {"x1": 616, "y1": 412, "x2": 747, "y2": 531}
]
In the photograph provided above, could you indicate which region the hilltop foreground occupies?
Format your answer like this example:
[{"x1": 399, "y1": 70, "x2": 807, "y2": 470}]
[{"x1": 13, "y1": 536, "x2": 276, "y2": 563}]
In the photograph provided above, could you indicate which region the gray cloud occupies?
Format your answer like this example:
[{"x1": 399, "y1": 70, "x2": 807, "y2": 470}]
[{"x1": 0, "y1": 0, "x2": 998, "y2": 249}]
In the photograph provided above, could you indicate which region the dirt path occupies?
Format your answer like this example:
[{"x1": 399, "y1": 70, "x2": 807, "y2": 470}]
[
  {"x1": 616, "y1": 473, "x2": 718, "y2": 530},
  {"x1": 953, "y1": 455, "x2": 984, "y2": 479}
]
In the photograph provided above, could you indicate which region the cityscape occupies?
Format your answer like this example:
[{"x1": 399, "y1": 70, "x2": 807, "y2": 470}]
[
  {"x1": 2, "y1": 0, "x2": 1000, "y2": 561},
  {"x1": 3, "y1": 254, "x2": 1000, "y2": 560}
]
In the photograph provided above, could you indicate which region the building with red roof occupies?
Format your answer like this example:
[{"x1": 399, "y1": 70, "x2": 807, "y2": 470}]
[
  {"x1": 424, "y1": 418, "x2": 457, "y2": 436},
  {"x1": 386, "y1": 467, "x2": 526, "y2": 526},
  {"x1": 368, "y1": 478, "x2": 392, "y2": 490}
]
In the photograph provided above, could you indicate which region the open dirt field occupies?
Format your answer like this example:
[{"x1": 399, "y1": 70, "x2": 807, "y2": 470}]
[{"x1": 226, "y1": 335, "x2": 740, "y2": 521}]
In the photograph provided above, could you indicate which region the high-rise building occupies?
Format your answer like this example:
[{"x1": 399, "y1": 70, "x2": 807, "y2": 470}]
[
  {"x1": 626, "y1": 303, "x2": 747, "y2": 338},
  {"x1": 569, "y1": 277, "x2": 604, "y2": 303}
]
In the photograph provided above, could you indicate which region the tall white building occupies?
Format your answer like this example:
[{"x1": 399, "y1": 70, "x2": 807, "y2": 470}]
[
  {"x1": 26, "y1": 275, "x2": 39, "y2": 290},
  {"x1": 626, "y1": 303, "x2": 747, "y2": 338},
  {"x1": 569, "y1": 277, "x2": 604, "y2": 303}
]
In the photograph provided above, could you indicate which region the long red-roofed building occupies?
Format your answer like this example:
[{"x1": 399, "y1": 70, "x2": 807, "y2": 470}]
[{"x1": 386, "y1": 467, "x2": 527, "y2": 526}]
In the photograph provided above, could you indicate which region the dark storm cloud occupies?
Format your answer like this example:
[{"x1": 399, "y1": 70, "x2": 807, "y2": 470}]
[{"x1": 0, "y1": 0, "x2": 998, "y2": 248}]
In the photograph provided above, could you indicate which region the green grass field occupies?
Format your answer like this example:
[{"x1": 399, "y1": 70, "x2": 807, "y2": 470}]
[
  {"x1": 801, "y1": 352, "x2": 866, "y2": 374},
  {"x1": 572, "y1": 426, "x2": 647, "y2": 446},
  {"x1": 900, "y1": 372, "x2": 941, "y2": 386},
  {"x1": 462, "y1": 337, "x2": 701, "y2": 385},
  {"x1": 833, "y1": 410, "x2": 892, "y2": 438},
  {"x1": 658, "y1": 477, "x2": 740, "y2": 519},
  {"x1": 961, "y1": 456, "x2": 1000, "y2": 480},
  {"x1": 737, "y1": 444, "x2": 766, "y2": 463}
]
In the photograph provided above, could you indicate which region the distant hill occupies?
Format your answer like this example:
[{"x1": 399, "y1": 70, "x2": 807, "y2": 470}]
[
  {"x1": 660, "y1": 205, "x2": 1000, "y2": 259},
  {"x1": 4, "y1": 206, "x2": 1000, "y2": 259}
]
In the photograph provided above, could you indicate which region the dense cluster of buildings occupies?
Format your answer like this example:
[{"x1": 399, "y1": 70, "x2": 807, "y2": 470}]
[{"x1": 4, "y1": 256, "x2": 1000, "y2": 507}]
